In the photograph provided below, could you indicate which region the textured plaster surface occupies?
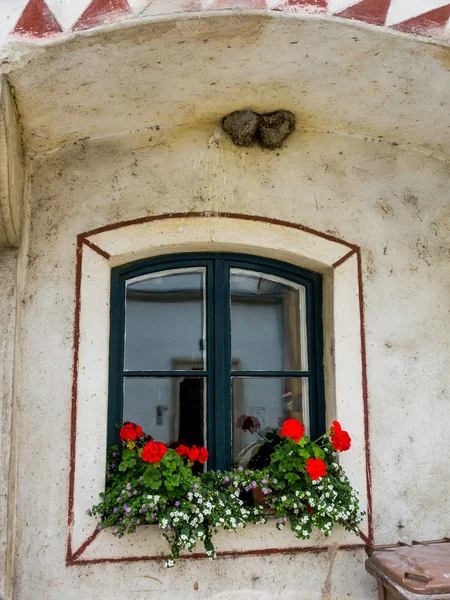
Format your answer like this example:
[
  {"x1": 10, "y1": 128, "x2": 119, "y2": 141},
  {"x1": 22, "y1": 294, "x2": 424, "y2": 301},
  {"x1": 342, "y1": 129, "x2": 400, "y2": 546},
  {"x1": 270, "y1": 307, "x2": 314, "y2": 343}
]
[
  {"x1": 4, "y1": 15, "x2": 450, "y2": 157},
  {"x1": 0, "y1": 248, "x2": 17, "y2": 592},
  {"x1": 0, "y1": 76, "x2": 24, "y2": 248},
  {"x1": 6, "y1": 122, "x2": 450, "y2": 598}
]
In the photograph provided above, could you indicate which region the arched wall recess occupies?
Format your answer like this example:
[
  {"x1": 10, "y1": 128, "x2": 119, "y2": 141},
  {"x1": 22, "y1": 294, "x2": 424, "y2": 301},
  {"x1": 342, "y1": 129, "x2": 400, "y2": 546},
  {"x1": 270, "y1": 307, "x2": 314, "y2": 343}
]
[{"x1": 68, "y1": 213, "x2": 371, "y2": 564}]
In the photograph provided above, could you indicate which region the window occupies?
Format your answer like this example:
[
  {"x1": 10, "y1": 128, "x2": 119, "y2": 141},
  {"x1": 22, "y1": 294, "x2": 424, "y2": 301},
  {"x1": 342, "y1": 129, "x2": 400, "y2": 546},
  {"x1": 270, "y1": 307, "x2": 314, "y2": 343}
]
[{"x1": 108, "y1": 253, "x2": 324, "y2": 471}]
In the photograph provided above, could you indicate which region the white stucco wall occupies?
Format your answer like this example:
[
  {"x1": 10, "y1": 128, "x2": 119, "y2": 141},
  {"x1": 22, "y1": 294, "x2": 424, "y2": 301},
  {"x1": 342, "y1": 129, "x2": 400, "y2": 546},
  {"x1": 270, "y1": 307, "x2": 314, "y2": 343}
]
[
  {"x1": 0, "y1": 248, "x2": 17, "y2": 593},
  {"x1": 2, "y1": 118, "x2": 449, "y2": 598}
]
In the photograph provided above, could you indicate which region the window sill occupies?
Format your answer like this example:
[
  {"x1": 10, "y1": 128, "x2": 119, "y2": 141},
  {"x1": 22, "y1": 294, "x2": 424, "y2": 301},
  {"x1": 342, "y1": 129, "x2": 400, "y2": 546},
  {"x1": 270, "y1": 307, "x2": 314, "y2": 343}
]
[{"x1": 71, "y1": 520, "x2": 367, "y2": 564}]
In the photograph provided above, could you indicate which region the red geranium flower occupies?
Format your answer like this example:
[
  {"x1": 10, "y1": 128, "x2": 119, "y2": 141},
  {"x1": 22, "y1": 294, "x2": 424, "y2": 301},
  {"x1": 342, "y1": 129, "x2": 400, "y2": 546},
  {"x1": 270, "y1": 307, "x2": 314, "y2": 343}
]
[
  {"x1": 119, "y1": 422, "x2": 143, "y2": 442},
  {"x1": 280, "y1": 418, "x2": 305, "y2": 443},
  {"x1": 187, "y1": 446, "x2": 202, "y2": 462},
  {"x1": 141, "y1": 441, "x2": 167, "y2": 463},
  {"x1": 197, "y1": 447, "x2": 209, "y2": 464},
  {"x1": 306, "y1": 457, "x2": 327, "y2": 480},
  {"x1": 175, "y1": 444, "x2": 190, "y2": 457},
  {"x1": 330, "y1": 420, "x2": 351, "y2": 452}
]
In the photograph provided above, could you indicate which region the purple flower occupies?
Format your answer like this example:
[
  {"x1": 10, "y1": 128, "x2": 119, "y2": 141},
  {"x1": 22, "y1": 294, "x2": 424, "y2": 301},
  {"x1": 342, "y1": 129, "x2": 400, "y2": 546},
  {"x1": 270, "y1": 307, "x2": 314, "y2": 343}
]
[
  {"x1": 175, "y1": 501, "x2": 180, "y2": 507},
  {"x1": 262, "y1": 488, "x2": 269, "y2": 495},
  {"x1": 113, "y1": 508, "x2": 118, "y2": 513},
  {"x1": 97, "y1": 525, "x2": 102, "y2": 531},
  {"x1": 273, "y1": 479, "x2": 278, "y2": 484},
  {"x1": 238, "y1": 466, "x2": 243, "y2": 472},
  {"x1": 133, "y1": 490, "x2": 137, "y2": 495},
  {"x1": 126, "y1": 483, "x2": 131, "y2": 490},
  {"x1": 193, "y1": 484, "x2": 199, "y2": 491},
  {"x1": 151, "y1": 513, "x2": 156, "y2": 519},
  {"x1": 112, "y1": 452, "x2": 116, "y2": 457},
  {"x1": 113, "y1": 528, "x2": 118, "y2": 533},
  {"x1": 139, "y1": 476, "x2": 143, "y2": 481},
  {"x1": 252, "y1": 481, "x2": 257, "y2": 488},
  {"x1": 283, "y1": 517, "x2": 288, "y2": 523}
]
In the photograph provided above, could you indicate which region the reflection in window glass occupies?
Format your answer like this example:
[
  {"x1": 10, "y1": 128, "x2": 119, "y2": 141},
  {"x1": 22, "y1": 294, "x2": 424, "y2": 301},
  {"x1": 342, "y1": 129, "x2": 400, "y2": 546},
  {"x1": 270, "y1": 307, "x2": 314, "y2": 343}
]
[
  {"x1": 124, "y1": 269, "x2": 206, "y2": 371},
  {"x1": 230, "y1": 270, "x2": 308, "y2": 372},
  {"x1": 232, "y1": 377, "x2": 309, "y2": 466},
  {"x1": 123, "y1": 377, "x2": 206, "y2": 448}
]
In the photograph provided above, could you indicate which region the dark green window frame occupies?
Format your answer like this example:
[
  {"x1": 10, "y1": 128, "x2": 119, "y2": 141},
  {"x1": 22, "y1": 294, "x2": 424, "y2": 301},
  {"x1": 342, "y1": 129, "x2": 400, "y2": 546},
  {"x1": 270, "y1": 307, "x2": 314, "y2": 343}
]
[{"x1": 108, "y1": 252, "x2": 325, "y2": 471}]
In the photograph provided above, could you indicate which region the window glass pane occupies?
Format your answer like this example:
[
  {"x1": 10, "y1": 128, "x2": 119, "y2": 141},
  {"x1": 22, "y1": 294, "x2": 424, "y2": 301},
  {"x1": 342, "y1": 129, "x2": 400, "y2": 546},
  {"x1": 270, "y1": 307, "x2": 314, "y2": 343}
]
[
  {"x1": 232, "y1": 377, "x2": 309, "y2": 466},
  {"x1": 124, "y1": 268, "x2": 206, "y2": 371},
  {"x1": 230, "y1": 269, "x2": 308, "y2": 372},
  {"x1": 123, "y1": 377, "x2": 206, "y2": 448}
]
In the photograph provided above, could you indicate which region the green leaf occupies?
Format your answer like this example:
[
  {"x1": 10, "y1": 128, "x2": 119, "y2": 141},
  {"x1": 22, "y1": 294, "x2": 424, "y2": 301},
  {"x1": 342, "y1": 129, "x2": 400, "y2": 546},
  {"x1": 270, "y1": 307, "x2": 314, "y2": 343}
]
[
  {"x1": 118, "y1": 461, "x2": 129, "y2": 472},
  {"x1": 143, "y1": 465, "x2": 162, "y2": 486},
  {"x1": 122, "y1": 448, "x2": 135, "y2": 460},
  {"x1": 127, "y1": 458, "x2": 136, "y2": 468},
  {"x1": 312, "y1": 446, "x2": 325, "y2": 459}
]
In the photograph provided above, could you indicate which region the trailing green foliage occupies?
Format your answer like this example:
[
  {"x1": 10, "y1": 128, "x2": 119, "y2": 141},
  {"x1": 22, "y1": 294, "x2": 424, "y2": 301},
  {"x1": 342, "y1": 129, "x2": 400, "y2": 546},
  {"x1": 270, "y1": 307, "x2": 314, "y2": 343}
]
[{"x1": 89, "y1": 425, "x2": 364, "y2": 567}]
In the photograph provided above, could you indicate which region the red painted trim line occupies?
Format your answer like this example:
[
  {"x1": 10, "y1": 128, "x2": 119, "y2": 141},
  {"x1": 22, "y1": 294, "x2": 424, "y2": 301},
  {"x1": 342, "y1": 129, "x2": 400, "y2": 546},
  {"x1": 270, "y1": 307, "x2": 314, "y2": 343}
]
[
  {"x1": 68, "y1": 213, "x2": 371, "y2": 565},
  {"x1": 332, "y1": 248, "x2": 357, "y2": 269},
  {"x1": 66, "y1": 237, "x2": 84, "y2": 564},
  {"x1": 81, "y1": 237, "x2": 111, "y2": 260},
  {"x1": 81, "y1": 212, "x2": 358, "y2": 251},
  {"x1": 357, "y1": 249, "x2": 373, "y2": 544},
  {"x1": 68, "y1": 541, "x2": 366, "y2": 566},
  {"x1": 71, "y1": 529, "x2": 101, "y2": 563}
]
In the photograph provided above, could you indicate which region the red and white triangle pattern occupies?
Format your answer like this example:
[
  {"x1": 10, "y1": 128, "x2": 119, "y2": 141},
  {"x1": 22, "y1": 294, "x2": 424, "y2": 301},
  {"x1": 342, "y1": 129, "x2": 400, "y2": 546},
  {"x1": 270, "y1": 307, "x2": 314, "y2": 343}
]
[{"x1": 9, "y1": 0, "x2": 450, "y2": 39}]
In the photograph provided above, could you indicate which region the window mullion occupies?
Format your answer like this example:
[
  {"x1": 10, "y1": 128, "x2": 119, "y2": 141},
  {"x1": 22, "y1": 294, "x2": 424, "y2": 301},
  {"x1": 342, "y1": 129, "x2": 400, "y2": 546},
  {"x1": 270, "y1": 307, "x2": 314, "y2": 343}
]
[{"x1": 213, "y1": 258, "x2": 231, "y2": 471}]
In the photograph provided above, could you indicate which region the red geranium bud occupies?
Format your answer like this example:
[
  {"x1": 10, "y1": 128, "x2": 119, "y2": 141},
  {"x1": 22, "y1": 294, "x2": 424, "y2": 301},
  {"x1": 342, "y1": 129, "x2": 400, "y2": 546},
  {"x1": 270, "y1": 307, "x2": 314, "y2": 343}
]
[
  {"x1": 306, "y1": 457, "x2": 327, "y2": 480},
  {"x1": 330, "y1": 421, "x2": 351, "y2": 452},
  {"x1": 280, "y1": 418, "x2": 305, "y2": 443},
  {"x1": 175, "y1": 444, "x2": 190, "y2": 457},
  {"x1": 141, "y1": 441, "x2": 167, "y2": 463},
  {"x1": 119, "y1": 422, "x2": 143, "y2": 442}
]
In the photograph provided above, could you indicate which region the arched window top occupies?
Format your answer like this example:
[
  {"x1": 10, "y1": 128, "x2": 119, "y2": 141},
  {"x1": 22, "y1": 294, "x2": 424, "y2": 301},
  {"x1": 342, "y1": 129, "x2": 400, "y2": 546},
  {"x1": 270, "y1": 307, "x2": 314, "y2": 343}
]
[{"x1": 108, "y1": 253, "x2": 325, "y2": 471}]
